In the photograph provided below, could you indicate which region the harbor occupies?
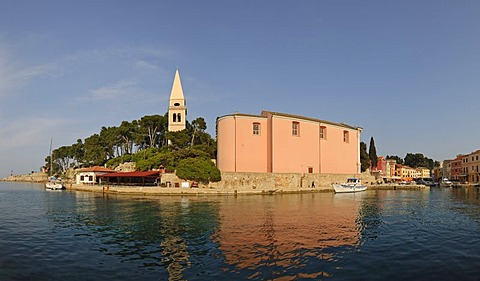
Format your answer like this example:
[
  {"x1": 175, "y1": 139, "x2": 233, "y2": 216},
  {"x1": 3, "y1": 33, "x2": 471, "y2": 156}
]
[{"x1": 2, "y1": 181, "x2": 480, "y2": 280}]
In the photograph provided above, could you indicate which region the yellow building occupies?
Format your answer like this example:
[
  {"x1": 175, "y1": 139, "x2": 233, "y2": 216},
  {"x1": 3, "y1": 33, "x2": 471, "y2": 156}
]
[
  {"x1": 416, "y1": 167, "x2": 431, "y2": 179},
  {"x1": 396, "y1": 164, "x2": 417, "y2": 181}
]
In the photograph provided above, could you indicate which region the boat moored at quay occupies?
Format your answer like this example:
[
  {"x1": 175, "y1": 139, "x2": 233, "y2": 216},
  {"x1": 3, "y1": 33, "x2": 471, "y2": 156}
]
[{"x1": 333, "y1": 178, "x2": 368, "y2": 193}]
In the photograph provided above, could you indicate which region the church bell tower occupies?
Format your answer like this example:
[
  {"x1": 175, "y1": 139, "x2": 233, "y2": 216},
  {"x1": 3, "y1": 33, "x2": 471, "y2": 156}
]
[{"x1": 168, "y1": 69, "x2": 187, "y2": 132}]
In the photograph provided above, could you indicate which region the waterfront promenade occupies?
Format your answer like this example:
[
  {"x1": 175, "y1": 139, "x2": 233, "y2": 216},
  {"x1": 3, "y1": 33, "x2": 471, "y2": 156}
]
[
  {"x1": 2, "y1": 170, "x2": 428, "y2": 195},
  {"x1": 2, "y1": 171, "x2": 427, "y2": 195}
]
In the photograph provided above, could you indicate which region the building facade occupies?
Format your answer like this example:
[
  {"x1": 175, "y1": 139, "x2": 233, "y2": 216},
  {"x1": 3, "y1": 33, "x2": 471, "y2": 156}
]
[
  {"x1": 216, "y1": 111, "x2": 362, "y2": 174},
  {"x1": 450, "y1": 155, "x2": 464, "y2": 181},
  {"x1": 375, "y1": 156, "x2": 387, "y2": 176},
  {"x1": 465, "y1": 150, "x2": 480, "y2": 183},
  {"x1": 416, "y1": 167, "x2": 430, "y2": 178},
  {"x1": 385, "y1": 159, "x2": 397, "y2": 179},
  {"x1": 443, "y1": 160, "x2": 452, "y2": 180},
  {"x1": 76, "y1": 166, "x2": 115, "y2": 184}
]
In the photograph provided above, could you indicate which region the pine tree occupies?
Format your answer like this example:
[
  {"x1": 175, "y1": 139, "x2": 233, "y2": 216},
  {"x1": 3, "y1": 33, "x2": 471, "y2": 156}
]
[{"x1": 369, "y1": 137, "x2": 378, "y2": 169}]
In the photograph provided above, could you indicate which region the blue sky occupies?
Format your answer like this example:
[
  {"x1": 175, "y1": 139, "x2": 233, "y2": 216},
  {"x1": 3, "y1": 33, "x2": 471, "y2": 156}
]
[{"x1": 1, "y1": 1, "x2": 480, "y2": 177}]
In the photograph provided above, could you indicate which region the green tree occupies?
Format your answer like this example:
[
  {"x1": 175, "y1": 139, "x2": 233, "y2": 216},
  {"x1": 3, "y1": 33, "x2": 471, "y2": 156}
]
[
  {"x1": 166, "y1": 130, "x2": 191, "y2": 150},
  {"x1": 53, "y1": 145, "x2": 74, "y2": 172},
  {"x1": 176, "y1": 157, "x2": 221, "y2": 184},
  {"x1": 71, "y1": 139, "x2": 84, "y2": 166},
  {"x1": 404, "y1": 153, "x2": 435, "y2": 169},
  {"x1": 386, "y1": 155, "x2": 403, "y2": 165},
  {"x1": 360, "y1": 141, "x2": 370, "y2": 172},
  {"x1": 190, "y1": 117, "x2": 207, "y2": 146},
  {"x1": 369, "y1": 137, "x2": 378, "y2": 169},
  {"x1": 48, "y1": 112, "x2": 218, "y2": 173},
  {"x1": 138, "y1": 115, "x2": 168, "y2": 149},
  {"x1": 118, "y1": 121, "x2": 136, "y2": 154},
  {"x1": 99, "y1": 126, "x2": 117, "y2": 159},
  {"x1": 83, "y1": 134, "x2": 107, "y2": 166}
]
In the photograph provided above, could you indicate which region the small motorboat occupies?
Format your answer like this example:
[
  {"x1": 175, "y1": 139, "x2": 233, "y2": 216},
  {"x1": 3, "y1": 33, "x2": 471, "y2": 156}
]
[
  {"x1": 45, "y1": 177, "x2": 64, "y2": 190},
  {"x1": 333, "y1": 178, "x2": 367, "y2": 193}
]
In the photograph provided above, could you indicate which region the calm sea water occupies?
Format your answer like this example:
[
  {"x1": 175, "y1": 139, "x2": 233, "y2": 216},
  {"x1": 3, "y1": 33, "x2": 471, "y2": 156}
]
[{"x1": 1, "y1": 182, "x2": 480, "y2": 280}]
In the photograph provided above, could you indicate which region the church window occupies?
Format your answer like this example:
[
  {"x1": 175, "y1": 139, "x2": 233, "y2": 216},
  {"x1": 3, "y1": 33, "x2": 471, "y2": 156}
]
[
  {"x1": 343, "y1": 130, "x2": 349, "y2": 143},
  {"x1": 320, "y1": 126, "x2": 327, "y2": 139},
  {"x1": 173, "y1": 113, "x2": 177, "y2": 122},
  {"x1": 178, "y1": 113, "x2": 182, "y2": 122},
  {"x1": 174, "y1": 103, "x2": 180, "y2": 106},
  {"x1": 253, "y1": 123, "x2": 260, "y2": 135},
  {"x1": 292, "y1": 122, "x2": 300, "y2": 136}
]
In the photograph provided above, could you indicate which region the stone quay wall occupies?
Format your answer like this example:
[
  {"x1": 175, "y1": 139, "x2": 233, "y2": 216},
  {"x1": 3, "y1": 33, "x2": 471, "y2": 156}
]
[
  {"x1": 208, "y1": 172, "x2": 376, "y2": 193},
  {"x1": 69, "y1": 172, "x2": 376, "y2": 195}
]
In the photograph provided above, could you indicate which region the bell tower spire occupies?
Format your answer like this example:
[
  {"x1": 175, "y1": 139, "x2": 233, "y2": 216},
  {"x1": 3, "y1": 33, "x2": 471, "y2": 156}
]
[{"x1": 168, "y1": 69, "x2": 187, "y2": 132}]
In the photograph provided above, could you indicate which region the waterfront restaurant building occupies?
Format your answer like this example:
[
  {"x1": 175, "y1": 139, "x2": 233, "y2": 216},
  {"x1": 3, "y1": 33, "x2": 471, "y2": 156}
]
[
  {"x1": 76, "y1": 166, "x2": 115, "y2": 184},
  {"x1": 216, "y1": 110, "x2": 362, "y2": 174}
]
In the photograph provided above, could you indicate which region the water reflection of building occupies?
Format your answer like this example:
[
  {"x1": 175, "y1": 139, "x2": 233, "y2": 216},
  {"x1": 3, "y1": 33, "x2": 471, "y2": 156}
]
[{"x1": 213, "y1": 194, "x2": 364, "y2": 273}]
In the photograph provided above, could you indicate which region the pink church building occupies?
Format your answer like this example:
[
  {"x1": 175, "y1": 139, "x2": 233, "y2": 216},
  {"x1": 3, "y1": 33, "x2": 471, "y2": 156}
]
[{"x1": 217, "y1": 111, "x2": 362, "y2": 174}]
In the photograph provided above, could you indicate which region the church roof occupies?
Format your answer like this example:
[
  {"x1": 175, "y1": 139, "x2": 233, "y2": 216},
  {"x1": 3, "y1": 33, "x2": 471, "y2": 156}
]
[
  {"x1": 169, "y1": 69, "x2": 185, "y2": 100},
  {"x1": 262, "y1": 110, "x2": 362, "y2": 130},
  {"x1": 217, "y1": 110, "x2": 362, "y2": 131}
]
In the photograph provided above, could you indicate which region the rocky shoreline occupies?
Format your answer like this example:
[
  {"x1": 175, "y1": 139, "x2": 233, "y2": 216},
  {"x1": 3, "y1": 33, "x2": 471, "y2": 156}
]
[{"x1": 1, "y1": 172, "x2": 49, "y2": 183}]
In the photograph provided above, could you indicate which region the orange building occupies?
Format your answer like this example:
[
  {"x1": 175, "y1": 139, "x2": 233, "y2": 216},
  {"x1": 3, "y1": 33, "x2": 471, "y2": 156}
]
[{"x1": 216, "y1": 111, "x2": 362, "y2": 174}]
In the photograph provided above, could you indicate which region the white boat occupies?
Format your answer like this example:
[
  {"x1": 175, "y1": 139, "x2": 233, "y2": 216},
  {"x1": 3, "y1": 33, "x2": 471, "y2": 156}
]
[
  {"x1": 45, "y1": 177, "x2": 64, "y2": 190},
  {"x1": 45, "y1": 137, "x2": 64, "y2": 190},
  {"x1": 333, "y1": 178, "x2": 367, "y2": 193},
  {"x1": 439, "y1": 178, "x2": 453, "y2": 188}
]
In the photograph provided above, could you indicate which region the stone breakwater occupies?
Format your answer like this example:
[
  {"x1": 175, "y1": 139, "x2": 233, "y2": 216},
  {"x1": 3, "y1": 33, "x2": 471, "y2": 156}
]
[{"x1": 1, "y1": 172, "x2": 48, "y2": 182}]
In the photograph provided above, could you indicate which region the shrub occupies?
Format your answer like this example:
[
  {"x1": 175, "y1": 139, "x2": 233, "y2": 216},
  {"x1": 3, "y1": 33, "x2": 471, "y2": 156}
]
[{"x1": 176, "y1": 157, "x2": 221, "y2": 184}]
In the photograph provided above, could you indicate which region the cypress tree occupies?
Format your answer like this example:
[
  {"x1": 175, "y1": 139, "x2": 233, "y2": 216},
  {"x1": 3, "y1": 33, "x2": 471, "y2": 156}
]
[
  {"x1": 360, "y1": 142, "x2": 370, "y2": 172},
  {"x1": 369, "y1": 137, "x2": 378, "y2": 169}
]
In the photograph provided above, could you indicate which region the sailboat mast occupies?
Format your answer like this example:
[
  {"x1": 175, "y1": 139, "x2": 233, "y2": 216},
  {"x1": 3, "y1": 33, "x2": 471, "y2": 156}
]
[{"x1": 49, "y1": 136, "x2": 53, "y2": 176}]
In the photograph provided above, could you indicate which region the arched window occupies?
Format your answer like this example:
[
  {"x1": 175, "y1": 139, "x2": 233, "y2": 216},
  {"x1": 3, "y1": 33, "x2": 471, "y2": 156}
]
[
  {"x1": 178, "y1": 113, "x2": 182, "y2": 122},
  {"x1": 173, "y1": 113, "x2": 177, "y2": 122}
]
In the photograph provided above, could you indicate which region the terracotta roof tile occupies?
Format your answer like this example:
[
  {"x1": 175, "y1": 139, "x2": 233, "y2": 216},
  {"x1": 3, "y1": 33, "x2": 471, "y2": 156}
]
[{"x1": 77, "y1": 166, "x2": 115, "y2": 173}]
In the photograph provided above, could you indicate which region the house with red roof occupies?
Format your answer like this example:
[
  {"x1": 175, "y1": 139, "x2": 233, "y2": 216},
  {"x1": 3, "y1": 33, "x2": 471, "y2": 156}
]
[{"x1": 75, "y1": 166, "x2": 115, "y2": 184}]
